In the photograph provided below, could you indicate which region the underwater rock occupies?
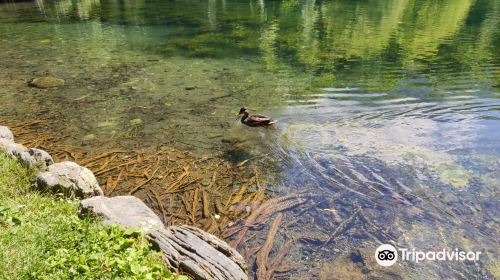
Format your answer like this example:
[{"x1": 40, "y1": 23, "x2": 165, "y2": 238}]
[
  {"x1": 79, "y1": 196, "x2": 163, "y2": 232},
  {"x1": 35, "y1": 161, "x2": 103, "y2": 198},
  {"x1": 148, "y1": 225, "x2": 248, "y2": 280},
  {"x1": 185, "y1": 86, "x2": 197, "y2": 90},
  {"x1": 0, "y1": 126, "x2": 14, "y2": 142},
  {"x1": 29, "y1": 76, "x2": 65, "y2": 88},
  {"x1": 83, "y1": 134, "x2": 97, "y2": 142},
  {"x1": 433, "y1": 163, "x2": 471, "y2": 189},
  {"x1": 129, "y1": 118, "x2": 143, "y2": 126},
  {"x1": 97, "y1": 120, "x2": 117, "y2": 128}
]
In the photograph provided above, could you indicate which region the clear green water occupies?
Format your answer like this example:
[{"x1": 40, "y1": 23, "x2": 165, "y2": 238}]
[{"x1": 0, "y1": 0, "x2": 499, "y2": 278}]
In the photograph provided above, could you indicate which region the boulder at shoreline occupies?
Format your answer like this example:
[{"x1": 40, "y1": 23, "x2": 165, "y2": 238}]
[
  {"x1": 35, "y1": 161, "x2": 103, "y2": 198},
  {"x1": 0, "y1": 126, "x2": 14, "y2": 142},
  {"x1": 29, "y1": 148, "x2": 54, "y2": 169},
  {"x1": 80, "y1": 196, "x2": 164, "y2": 232}
]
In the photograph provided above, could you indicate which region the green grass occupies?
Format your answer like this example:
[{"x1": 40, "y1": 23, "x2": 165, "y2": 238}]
[{"x1": 0, "y1": 154, "x2": 183, "y2": 280}]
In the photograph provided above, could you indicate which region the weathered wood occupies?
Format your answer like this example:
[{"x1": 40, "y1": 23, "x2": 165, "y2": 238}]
[{"x1": 148, "y1": 225, "x2": 248, "y2": 280}]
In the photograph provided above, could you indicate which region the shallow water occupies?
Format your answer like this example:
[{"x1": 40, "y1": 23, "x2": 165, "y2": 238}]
[{"x1": 0, "y1": 0, "x2": 499, "y2": 278}]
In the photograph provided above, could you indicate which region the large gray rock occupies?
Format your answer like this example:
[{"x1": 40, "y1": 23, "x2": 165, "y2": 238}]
[
  {"x1": 0, "y1": 139, "x2": 53, "y2": 170},
  {"x1": 148, "y1": 226, "x2": 248, "y2": 280},
  {"x1": 79, "y1": 196, "x2": 163, "y2": 232},
  {"x1": 29, "y1": 148, "x2": 54, "y2": 169},
  {"x1": 35, "y1": 161, "x2": 103, "y2": 198},
  {"x1": 0, "y1": 139, "x2": 27, "y2": 155},
  {"x1": 0, "y1": 126, "x2": 14, "y2": 142},
  {"x1": 0, "y1": 139, "x2": 33, "y2": 165}
]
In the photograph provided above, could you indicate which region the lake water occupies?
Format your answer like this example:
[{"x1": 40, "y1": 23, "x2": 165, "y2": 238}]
[{"x1": 0, "y1": 0, "x2": 499, "y2": 278}]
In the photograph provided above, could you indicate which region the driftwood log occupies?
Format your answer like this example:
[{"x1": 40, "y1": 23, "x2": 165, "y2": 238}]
[{"x1": 148, "y1": 226, "x2": 248, "y2": 280}]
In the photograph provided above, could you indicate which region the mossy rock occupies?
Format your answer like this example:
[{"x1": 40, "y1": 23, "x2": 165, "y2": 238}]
[
  {"x1": 129, "y1": 118, "x2": 143, "y2": 126},
  {"x1": 29, "y1": 76, "x2": 65, "y2": 88}
]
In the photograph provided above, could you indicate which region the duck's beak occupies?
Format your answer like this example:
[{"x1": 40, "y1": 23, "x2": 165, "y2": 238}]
[{"x1": 234, "y1": 112, "x2": 241, "y2": 116}]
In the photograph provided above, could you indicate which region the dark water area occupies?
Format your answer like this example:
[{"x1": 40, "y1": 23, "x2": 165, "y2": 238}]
[{"x1": 0, "y1": 0, "x2": 499, "y2": 278}]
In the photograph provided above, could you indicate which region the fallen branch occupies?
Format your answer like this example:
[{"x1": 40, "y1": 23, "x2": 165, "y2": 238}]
[{"x1": 256, "y1": 214, "x2": 282, "y2": 280}]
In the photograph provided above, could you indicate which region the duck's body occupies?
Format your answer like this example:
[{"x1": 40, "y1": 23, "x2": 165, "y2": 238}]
[{"x1": 238, "y1": 107, "x2": 276, "y2": 127}]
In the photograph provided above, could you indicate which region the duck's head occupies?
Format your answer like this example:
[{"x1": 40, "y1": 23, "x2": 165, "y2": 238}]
[{"x1": 238, "y1": 107, "x2": 250, "y2": 115}]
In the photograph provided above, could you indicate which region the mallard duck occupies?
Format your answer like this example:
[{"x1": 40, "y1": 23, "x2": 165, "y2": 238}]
[{"x1": 237, "y1": 107, "x2": 277, "y2": 127}]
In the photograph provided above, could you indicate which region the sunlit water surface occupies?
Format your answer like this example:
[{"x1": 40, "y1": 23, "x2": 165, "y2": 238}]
[{"x1": 0, "y1": 0, "x2": 499, "y2": 278}]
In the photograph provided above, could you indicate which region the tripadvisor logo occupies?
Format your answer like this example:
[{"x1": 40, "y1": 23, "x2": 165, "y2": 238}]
[
  {"x1": 375, "y1": 244, "x2": 482, "y2": 266},
  {"x1": 375, "y1": 244, "x2": 398, "y2": 266}
]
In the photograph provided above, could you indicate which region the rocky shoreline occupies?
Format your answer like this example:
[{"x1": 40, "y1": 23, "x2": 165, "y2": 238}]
[{"x1": 0, "y1": 125, "x2": 248, "y2": 280}]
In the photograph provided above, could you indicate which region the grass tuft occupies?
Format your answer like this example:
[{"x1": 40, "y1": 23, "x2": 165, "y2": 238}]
[{"x1": 0, "y1": 154, "x2": 184, "y2": 280}]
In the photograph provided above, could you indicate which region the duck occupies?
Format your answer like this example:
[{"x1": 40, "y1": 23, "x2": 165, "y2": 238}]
[{"x1": 237, "y1": 107, "x2": 277, "y2": 127}]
